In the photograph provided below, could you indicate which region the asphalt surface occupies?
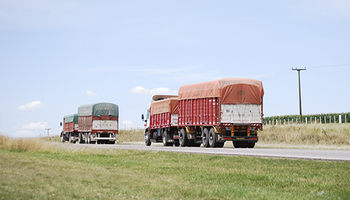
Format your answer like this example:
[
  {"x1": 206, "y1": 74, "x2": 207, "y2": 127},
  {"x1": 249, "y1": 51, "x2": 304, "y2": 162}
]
[{"x1": 75, "y1": 143, "x2": 350, "y2": 161}]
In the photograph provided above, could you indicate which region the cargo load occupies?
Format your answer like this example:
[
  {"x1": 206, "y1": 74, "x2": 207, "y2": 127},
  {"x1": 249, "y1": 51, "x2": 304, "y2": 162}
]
[
  {"x1": 150, "y1": 97, "x2": 179, "y2": 129},
  {"x1": 178, "y1": 78, "x2": 264, "y2": 104},
  {"x1": 63, "y1": 114, "x2": 78, "y2": 132}
]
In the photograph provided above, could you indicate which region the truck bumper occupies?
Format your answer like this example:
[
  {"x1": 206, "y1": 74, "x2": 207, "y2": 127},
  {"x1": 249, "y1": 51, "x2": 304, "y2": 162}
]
[
  {"x1": 90, "y1": 133, "x2": 116, "y2": 142},
  {"x1": 220, "y1": 136, "x2": 258, "y2": 142}
]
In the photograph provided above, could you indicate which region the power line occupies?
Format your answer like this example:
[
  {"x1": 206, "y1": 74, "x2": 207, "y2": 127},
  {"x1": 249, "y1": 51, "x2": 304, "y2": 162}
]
[{"x1": 307, "y1": 64, "x2": 350, "y2": 69}]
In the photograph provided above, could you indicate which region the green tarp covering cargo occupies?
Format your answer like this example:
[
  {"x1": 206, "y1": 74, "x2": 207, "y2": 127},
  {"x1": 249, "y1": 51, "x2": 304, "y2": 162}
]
[
  {"x1": 64, "y1": 114, "x2": 78, "y2": 124},
  {"x1": 78, "y1": 103, "x2": 119, "y2": 118}
]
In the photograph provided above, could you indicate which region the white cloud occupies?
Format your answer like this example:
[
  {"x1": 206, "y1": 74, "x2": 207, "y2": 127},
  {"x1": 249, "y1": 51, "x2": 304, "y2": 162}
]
[
  {"x1": 22, "y1": 122, "x2": 48, "y2": 130},
  {"x1": 86, "y1": 90, "x2": 97, "y2": 97},
  {"x1": 18, "y1": 101, "x2": 43, "y2": 111},
  {"x1": 14, "y1": 130, "x2": 37, "y2": 138},
  {"x1": 129, "y1": 86, "x2": 177, "y2": 95},
  {"x1": 122, "y1": 120, "x2": 134, "y2": 126}
]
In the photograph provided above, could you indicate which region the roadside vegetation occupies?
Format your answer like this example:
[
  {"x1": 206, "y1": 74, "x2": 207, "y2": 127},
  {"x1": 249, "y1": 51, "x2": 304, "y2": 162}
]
[
  {"x1": 1, "y1": 134, "x2": 350, "y2": 199},
  {"x1": 257, "y1": 123, "x2": 350, "y2": 149},
  {"x1": 1, "y1": 124, "x2": 349, "y2": 199}
]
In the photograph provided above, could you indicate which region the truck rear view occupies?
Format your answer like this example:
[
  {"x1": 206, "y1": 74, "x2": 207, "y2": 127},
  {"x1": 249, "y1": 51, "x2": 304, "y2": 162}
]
[
  {"x1": 78, "y1": 103, "x2": 119, "y2": 144},
  {"x1": 178, "y1": 78, "x2": 264, "y2": 148}
]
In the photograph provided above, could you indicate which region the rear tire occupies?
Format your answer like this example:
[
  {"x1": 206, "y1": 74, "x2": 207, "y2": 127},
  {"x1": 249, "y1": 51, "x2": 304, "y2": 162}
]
[
  {"x1": 248, "y1": 142, "x2": 255, "y2": 148},
  {"x1": 240, "y1": 141, "x2": 248, "y2": 148},
  {"x1": 233, "y1": 141, "x2": 240, "y2": 148},
  {"x1": 208, "y1": 128, "x2": 217, "y2": 148},
  {"x1": 78, "y1": 133, "x2": 84, "y2": 144},
  {"x1": 202, "y1": 128, "x2": 209, "y2": 148},
  {"x1": 69, "y1": 134, "x2": 73, "y2": 143},
  {"x1": 179, "y1": 129, "x2": 187, "y2": 147},
  {"x1": 162, "y1": 130, "x2": 172, "y2": 146},
  {"x1": 85, "y1": 133, "x2": 89, "y2": 144}
]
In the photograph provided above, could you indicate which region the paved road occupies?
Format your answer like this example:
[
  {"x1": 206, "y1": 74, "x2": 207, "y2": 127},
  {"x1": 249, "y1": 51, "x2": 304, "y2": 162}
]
[{"x1": 76, "y1": 143, "x2": 350, "y2": 161}]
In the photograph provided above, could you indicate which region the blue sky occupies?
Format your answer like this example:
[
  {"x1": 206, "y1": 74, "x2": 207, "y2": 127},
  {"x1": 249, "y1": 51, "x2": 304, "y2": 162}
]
[{"x1": 1, "y1": 0, "x2": 349, "y2": 137}]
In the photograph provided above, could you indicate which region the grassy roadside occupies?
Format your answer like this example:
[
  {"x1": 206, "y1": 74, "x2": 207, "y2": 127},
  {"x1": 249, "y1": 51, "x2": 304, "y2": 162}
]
[
  {"x1": 1, "y1": 134, "x2": 350, "y2": 199},
  {"x1": 257, "y1": 124, "x2": 350, "y2": 149},
  {"x1": 1, "y1": 147, "x2": 349, "y2": 200}
]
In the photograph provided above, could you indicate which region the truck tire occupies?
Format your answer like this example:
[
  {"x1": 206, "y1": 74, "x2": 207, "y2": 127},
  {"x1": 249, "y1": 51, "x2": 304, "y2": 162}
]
[
  {"x1": 85, "y1": 134, "x2": 91, "y2": 144},
  {"x1": 208, "y1": 128, "x2": 217, "y2": 148},
  {"x1": 85, "y1": 133, "x2": 89, "y2": 144},
  {"x1": 240, "y1": 141, "x2": 248, "y2": 148},
  {"x1": 162, "y1": 130, "x2": 172, "y2": 146},
  {"x1": 233, "y1": 141, "x2": 240, "y2": 148},
  {"x1": 78, "y1": 133, "x2": 84, "y2": 144},
  {"x1": 248, "y1": 142, "x2": 255, "y2": 148},
  {"x1": 69, "y1": 134, "x2": 73, "y2": 143},
  {"x1": 179, "y1": 129, "x2": 188, "y2": 147},
  {"x1": 202, "y1": 128, "x2": 209, "y2": 148},
  {"x1": 61, "y1": 135, "x2": 65, "y2": 143},
  {"x1": 145, "y1": 134, "x2": 151, "y2": 146}
]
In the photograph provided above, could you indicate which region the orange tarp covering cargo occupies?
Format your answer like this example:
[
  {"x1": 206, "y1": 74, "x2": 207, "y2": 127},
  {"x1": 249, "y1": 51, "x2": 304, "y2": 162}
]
[
  {"x1": 151, "y1": 98, "x2": 179, "y2": 115},
  {"x1": 178, "y1": 78, "x2": 264, "y2": 104}
]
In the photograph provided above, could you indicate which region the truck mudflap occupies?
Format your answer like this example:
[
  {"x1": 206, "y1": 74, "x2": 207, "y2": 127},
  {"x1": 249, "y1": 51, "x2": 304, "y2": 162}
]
[{"x1": 220, "y1": 136, "x2": 258, "y2": 142}]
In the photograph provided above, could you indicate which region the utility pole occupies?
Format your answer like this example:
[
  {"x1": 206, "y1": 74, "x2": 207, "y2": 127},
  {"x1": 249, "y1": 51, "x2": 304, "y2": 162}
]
[
  {"x1": 45, "y1": 128, "x2": 51, "y2": 137},
  {"x1": 292, "y1": 68, "x2": 306, "y2": 123}
]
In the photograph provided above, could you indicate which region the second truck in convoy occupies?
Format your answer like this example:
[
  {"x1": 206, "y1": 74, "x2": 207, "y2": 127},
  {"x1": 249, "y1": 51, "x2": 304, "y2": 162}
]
[
  {"x1": 60, "y1": 102, "x2": 119, "y2": 144},
  {"x1": 142, "y1": 78, "x2": 264, "y2": 148}
]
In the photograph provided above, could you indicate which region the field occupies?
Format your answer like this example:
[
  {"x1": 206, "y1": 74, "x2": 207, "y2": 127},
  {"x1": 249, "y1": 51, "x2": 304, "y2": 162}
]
[{"x1": 1, "y1": 130, "x2": 350, "y2": 200}]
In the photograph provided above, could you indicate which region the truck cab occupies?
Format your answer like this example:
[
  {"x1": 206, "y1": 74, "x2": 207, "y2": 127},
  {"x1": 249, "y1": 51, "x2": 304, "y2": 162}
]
[{"x1": 141, "y1": 109, "x2": 151, "y2": 146}]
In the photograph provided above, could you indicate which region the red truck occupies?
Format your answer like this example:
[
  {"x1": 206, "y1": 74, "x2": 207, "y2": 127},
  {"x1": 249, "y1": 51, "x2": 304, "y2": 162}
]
[
  {"x1": 77, "y1": 103, "x2": 119, "y2": 144},
  {"x1": 60, "y1": 114, "x2": 79, "y2": 143},
  {"x1": 142, "y1": 95, "x2": 179, "y2": 146},
  {"x1": 61, "y1": 102, "x2": 119, "y2": 144},
  {"x1": 142, "y1": 78, "x2": 264, "y2": 148}
]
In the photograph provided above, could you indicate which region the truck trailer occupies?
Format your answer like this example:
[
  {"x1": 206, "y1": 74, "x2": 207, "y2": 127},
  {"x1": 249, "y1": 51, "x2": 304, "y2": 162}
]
[
  {"x1": 142, "y1": 78, "x2": 264, "y2": 148},
  {"x1": 60, "y1": 114, "x2": 79, "y2": 143},
  {"x1": 77, "y1": 102, "x2": 119, "y2": 144},
  {"x1": 178, "y1": 78, "x2": 264, "y2": 148}
]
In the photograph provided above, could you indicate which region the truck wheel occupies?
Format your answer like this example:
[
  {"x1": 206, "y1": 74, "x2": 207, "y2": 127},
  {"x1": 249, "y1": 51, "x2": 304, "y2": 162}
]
[
  {"x1": 69, "y1": 134, "x2": 73, "y2": 143},
  {"x1": 179, "y1": 129, "x2": 187, "y2": 147},
  {"x1": 78, "y1": 133, "x2": 84, "y2": 144},
  {"x1": 233, "y1": 141, "x2": 240, "y2": 148},
  {"x1": 202, "y1": 128, "x2": 209, "y2": 148},
  {"x1": 85, "y1": 133, "x2": 89, "y2": 144},
  {"x1": 248, "y1": 142, "x2": 255, "y2": 148},
  {"x1": 61, "y1": 136, "x2": 65, "y2": 143},
  {"x1": 162, "y1": 130, "x2": 171, "y2": 146},
  {"x1": 208, "y1": 128, "x2": 217, "y2": 148},
  {"x1": 240, "y1": 141, "x2": 248, "y2": 148},
  {"x1": 145, "y1": 134, "x2": 151, "y2": 146}
]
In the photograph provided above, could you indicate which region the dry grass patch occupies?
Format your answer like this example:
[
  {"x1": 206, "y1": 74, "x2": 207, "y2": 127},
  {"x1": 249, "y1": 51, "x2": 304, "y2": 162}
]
[{"x1": 258, "y1": 124, "x2": 350, "y2": 148}]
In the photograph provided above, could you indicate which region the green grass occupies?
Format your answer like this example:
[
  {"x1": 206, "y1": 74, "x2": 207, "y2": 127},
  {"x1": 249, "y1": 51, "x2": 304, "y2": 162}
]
[{"x1": 0, "y1": 148, "x2": 349, "y2": 200}]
